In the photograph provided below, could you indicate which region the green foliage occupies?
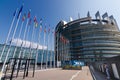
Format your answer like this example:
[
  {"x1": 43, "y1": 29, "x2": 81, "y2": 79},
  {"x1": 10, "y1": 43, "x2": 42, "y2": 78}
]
[{"x1": 62, "y1": 65, "x2": 82, "y2": 70}]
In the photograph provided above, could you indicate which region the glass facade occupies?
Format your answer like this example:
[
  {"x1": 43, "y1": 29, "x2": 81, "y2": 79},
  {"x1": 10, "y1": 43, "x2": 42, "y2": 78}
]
[
  {"x1": 0, "y1": 44, "x2": 54, "y2": 63},
  {"x1": 55, "y1": 16, "x2": 120, "y2": 63}
]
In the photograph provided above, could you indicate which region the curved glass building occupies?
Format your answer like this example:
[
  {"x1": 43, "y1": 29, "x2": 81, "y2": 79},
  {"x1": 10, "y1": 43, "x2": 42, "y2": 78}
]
[{"x1": 55, "y1": 12, "x2": 120, "y2": 64}]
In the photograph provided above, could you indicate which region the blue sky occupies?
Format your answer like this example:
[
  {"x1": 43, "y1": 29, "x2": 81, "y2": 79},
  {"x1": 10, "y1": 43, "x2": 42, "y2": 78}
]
[{"x1": 0, "y1": 0, "x2": 120, "y2": 49}]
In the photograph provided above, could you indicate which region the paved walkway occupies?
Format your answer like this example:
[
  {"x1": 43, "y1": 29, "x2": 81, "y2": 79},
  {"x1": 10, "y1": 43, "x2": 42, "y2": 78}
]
[{"x1": 9, "y1": 66, "x2": 93, "y2": 80}]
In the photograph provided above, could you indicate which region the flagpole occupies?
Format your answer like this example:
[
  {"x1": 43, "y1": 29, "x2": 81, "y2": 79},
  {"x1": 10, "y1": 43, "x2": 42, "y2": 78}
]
[
  {"x1": 26, "y1": 16, "x2": 38, "y2": 70},
  {"x1": 50, "y1": 27, "x2": 53, "y2": 68},
  {"x1": 0, "y1": 9, "x2": 18, "y2": 61},
  {"x1": 28, "y1": 16, "x2": 38, "y2": 60},
  {"x1": 21, "y1": 22, "x2": 30, "y2": 63},
  {"x1": 35, "y1": 20, "x2": 42, "y2": 69},
  {"x1": 29, "y1": 24, "x2": 35, "y2": 59},
  {"x1": 20, "y1": 11, "x2": 31, "y2": 60},
  {"x1": 30, "y1": 26, "x2": 37, "y2": 62},
  {"x1": 52, "y1": 28, "x2": 55, "y2": 68},
  {"x1": 46, "y1": 30, "x2": 49, "y2": 69},
  {"x1": 19, "y1": 18, "x2": 31, "y2": 68},
  {"x1": 18, "y1": 18, "x2": 29, "y2": 57},
  {"x1": 49, "y1": 32, "x2": 52, "y2": 68},
  {"x1": 35, "y1": 29, "x2": 40, "y2": 69},
  {"x1": 57, "y1": 32, "x2": 59, "y2": 68},
  {"x1": 27, "y1": 24, "x2": 35, "y2": 70},
  {"x1": 41, "y1": 25, "x2": 46, "y2": 69},
  {"x1": 53, "y1": 33, "x2": 55, "y2": 68},
  {"x1": 16, "y1": 10, "x2": 31, "y2": 69},
  {"x1": 15, "y1": 18, "x2": 29, "y2": 71},
  {"x1": 1, "y1": 12, "x2": 22, "y2": 73},
  {"x1": 21, "y1": 22, "x2": 30, "y2": 59},
  {"x1": 12, "y1": 21, "x2": 24, "y2": 58}
]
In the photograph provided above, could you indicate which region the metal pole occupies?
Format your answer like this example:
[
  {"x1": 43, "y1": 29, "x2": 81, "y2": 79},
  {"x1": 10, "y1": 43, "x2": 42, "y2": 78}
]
[
  {"x1": 50, "y1": 30, "x2": 53, "y2": 68},
  {"x1": 0, "y1": 9, "x2": 18, "y2": 61},
  {"x1": 57, "y1": 33, "x2": 59, "y2": 68},
  {"x1": 41, "y1": 27, "x2": 46, "y2": 69},
  {"x1": 1, "y1": 13, "x2": 21, "y2": 73},
  {"x1": 21, "y1": 11, "x2": 31, "y2": 60},
  {"x1": 50, "y1": 32, "x2": 52, "y2": 68},
  {"x1": 46, "y1": 31, "x2": 50, "y2": 69},
  {"x1": 28, "y1": 23, "x2": 35, "y2": 69},
  {"x1": 29, "y1": 16, "x2": 38, "y2": 61},
  {"x1": 12, "y1": 21, "x2": 24, "y2": 58},
  {"x1": 20, "y1": 18, "x2": 31, "y2": 62},
  {"x1": 35, "y1": 22, "x2": 42, "y2": 69},
  {"x1": 21, "y1": 24, "x2": 30, "y2": 59},
  {"x1": 53, "y1": 31, "x2": 55, "y2": 68},
  {"x1": 16, "y1": 18, "x2": 29, "y2": 69}
]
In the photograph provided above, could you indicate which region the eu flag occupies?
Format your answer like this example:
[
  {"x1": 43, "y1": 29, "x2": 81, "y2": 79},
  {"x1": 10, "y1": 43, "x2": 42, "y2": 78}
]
[{"x1": 17, "y1": 5, "x2": 23, "y2": 19}]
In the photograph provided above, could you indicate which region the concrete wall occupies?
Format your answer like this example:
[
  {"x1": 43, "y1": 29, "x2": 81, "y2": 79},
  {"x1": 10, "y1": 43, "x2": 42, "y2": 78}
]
[{"x1": 93, "y1": 56, "x2": 120, "y2": 80}]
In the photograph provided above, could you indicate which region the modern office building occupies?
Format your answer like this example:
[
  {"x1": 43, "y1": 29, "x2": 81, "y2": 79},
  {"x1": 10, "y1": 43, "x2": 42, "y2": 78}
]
[
  {"x1": 0, "y1": 44, "x2": 54, "y2": 64},
  {"x1": 55, "y1": 12, "x2": 120, "y2": 65}
]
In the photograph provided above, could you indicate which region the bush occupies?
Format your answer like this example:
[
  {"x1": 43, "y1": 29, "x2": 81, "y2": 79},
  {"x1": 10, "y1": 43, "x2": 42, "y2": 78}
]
[{"x1": 62, "y1": 65, "x2": 82, "y2": 70}]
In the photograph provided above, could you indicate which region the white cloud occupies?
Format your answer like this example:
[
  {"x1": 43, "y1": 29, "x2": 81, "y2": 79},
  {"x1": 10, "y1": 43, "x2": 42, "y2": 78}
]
[{"x1": 11, "y1": 38, "x2": 47, "y2": 50}]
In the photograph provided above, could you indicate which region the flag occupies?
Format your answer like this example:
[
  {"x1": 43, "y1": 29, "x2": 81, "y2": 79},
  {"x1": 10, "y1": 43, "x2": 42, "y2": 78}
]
[
  {"x1": 28, "y1": 10, "x2": 31, "y2": 18},
  {"x1": 40, "y1": 18, "x2": 42, "y2": 24},
  {"x1": 109, "y1": 15, "x2": 115, "y2": 24},
  {"x1": 102, "y1": 12, "x2": 108, "y2": 19},
  {"x1": 109, "y1": 15, "x2": 114, "y2": 20},
  {"x1": 35, "y1": 21, "x2": 38, "y2": 27},
  {"x1": 22, "y1": 13, "x2": 26, "y2": 21},
  {"x1": 34, "y1": 16, "x2": 38, "y2": 27},
  {"x1": 44, "y1": 24, "x2": 46, "y2": 33},
  {"x1": 17, "y1": 5, "x2": 23, "y2": 19},
  {"x1": 48, "y1": 25, "x2": 50, "y2": 33},
  {"x1": 34, "y1": 16, "x2": 37, "y2": 22},
  {"x1": 87, "y1": 11, "x2": 90, "y2": 17},
  {"x1": 40, "y1": 19, "x2": 42, "y2": 31},
  {"x1": 95, "y1": 11, "x2": 101, "y2": 19}
]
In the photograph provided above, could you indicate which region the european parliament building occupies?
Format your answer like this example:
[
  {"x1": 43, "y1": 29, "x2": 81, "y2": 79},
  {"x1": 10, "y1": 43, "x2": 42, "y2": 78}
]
[{"x1": 55, "y1": 12, "x2": 120, "y2": 64}]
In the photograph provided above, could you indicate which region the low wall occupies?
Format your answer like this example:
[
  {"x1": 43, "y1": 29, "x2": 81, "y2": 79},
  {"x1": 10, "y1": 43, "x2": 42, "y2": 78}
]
[{"x1": 92, "y1": 56, "x2": 120, "y2": 80}]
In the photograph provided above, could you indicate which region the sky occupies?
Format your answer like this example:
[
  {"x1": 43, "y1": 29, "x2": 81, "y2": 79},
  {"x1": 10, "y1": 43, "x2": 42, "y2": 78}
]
[{"x1": 0, "y1": 0, "x2": 120, "y2": 50}]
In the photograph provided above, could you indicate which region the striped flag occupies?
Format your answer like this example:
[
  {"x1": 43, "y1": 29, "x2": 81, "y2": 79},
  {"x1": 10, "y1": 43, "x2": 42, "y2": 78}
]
[
  {"x1": 40, "y1": 18, "x2": 42, "y2": 31},
  {"x1": 34, "y1": 16, "x2": 38, "y2": 27},
  {"x1": 17, "y1": 5, "x2": 23, "y2": 19},
  {"x1": 22, "y1": 13, "x2": 26, "y2": 21},
  {"x1": 35, "y1": 21, "x2": 38, "y2": 27},
  {"x1": 44, "y1": 24, "x2": 46, "y2": 33},
  {"x1": 34, "y1": 16, "x2": 37, "y2": 22},
  {"x1": 28, "y1": 10, "x2": 31, "y2": 18},
  {"x1": 48, "y1": 25, "x2": 50, "y2": 33}
]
